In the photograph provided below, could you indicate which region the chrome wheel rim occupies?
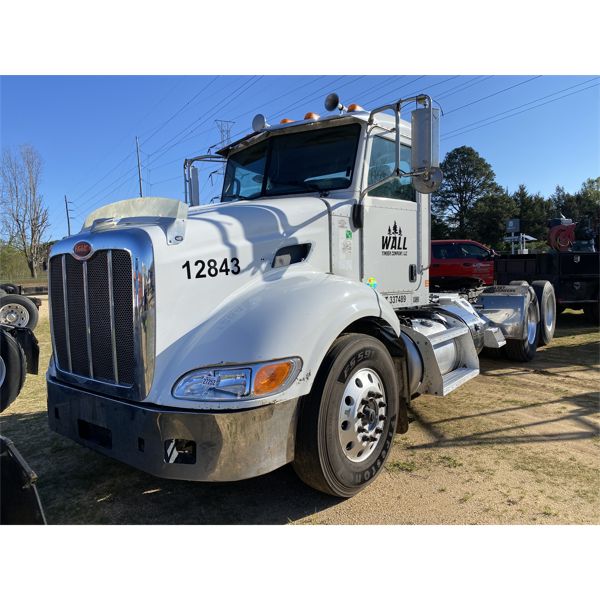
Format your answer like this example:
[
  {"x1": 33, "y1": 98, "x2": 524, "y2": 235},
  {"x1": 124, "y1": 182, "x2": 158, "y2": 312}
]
[
  {"x1": 338, "y1": 368, "x2": 386, "y2": 463},
  {"x1": 0, "y1": 303, "x2": 29, "y2": 327},
  {"x1": 544, "y1": 294, "x2": 555, "y2": 330},
  {"x1": 527, "y1": 304, "x2": 537, "y2": 345}
]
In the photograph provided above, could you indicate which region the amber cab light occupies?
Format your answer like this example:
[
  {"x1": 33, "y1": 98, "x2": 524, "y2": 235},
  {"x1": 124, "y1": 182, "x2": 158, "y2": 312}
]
[
  {"x1": 347, "y1": 103, "x2": 364, "y2": 112},
  {"x1": 304, "y1": 112, "x2": 320, "y2": 120},
  {"x1": 280, "y1": 118, "x2": 295, "y2": 124},
  {"x1": 253, "y1": 361, "x2": 293, "y2": 395}
]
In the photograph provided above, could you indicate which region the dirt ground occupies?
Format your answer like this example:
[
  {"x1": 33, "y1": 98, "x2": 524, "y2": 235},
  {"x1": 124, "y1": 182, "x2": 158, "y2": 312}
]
[{"x1": 1, "y1": 297, "x2": 598, "y2": 524}]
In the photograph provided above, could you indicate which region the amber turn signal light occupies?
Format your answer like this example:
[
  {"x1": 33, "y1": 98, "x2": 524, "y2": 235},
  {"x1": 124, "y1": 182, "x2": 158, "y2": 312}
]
[{"x1": 253, "y1": 361, "x2": 293, "y2": 395}]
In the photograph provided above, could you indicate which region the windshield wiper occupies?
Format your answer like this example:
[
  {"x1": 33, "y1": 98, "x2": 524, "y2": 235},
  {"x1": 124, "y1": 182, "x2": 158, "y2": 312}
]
[
  {"x1": 269, "y1": 180, "x2": 330, "y2": 197},
  {"x1": 221, "y1": 193, "x2": 255, "y2": 202}
]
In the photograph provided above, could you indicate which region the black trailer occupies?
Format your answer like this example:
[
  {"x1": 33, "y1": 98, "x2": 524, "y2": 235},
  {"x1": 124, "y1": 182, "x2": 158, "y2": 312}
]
[{"x1": 494, "y1": 251, "x2": 599, "y2": 323}]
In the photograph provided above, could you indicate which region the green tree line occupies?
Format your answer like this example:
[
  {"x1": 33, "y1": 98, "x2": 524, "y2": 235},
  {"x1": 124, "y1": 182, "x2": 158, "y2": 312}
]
[{"x1": 432, "y1": 145, "x2": 600, "y2": 250}]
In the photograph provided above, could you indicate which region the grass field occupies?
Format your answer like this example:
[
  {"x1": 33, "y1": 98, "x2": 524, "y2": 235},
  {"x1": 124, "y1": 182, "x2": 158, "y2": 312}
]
[{"x1": 1, "y1": 297, "x2": 598, "y2": 524}]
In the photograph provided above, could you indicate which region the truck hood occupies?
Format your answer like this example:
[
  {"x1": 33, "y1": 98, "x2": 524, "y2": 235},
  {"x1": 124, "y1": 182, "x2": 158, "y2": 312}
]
[{"x1": 141, "y1": 196, "x2": 331, "y2": 357}]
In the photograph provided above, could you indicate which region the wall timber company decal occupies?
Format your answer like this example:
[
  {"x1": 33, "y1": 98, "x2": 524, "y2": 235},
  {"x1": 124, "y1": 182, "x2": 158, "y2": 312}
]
[{"x1": 381, "y1": 221, "x2": 408, "y2": 256}]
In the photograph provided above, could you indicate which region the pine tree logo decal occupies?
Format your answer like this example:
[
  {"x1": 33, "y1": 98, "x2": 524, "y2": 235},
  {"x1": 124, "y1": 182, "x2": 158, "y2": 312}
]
[{"x1": 381, "y1": 220, "x2": 408, "y2": 255}]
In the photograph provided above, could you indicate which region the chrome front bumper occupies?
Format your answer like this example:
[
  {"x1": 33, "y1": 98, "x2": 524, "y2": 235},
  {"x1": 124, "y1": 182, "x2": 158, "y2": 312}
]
[{"x1": 47, "y1": 378, "x2": 299, "y2": 482}]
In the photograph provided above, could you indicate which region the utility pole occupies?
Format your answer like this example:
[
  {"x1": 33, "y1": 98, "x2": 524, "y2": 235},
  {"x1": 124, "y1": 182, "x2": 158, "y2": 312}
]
[
  {"x1": 136, "y1": 136, "x2": 143, "y2": 197},
  {"x1": 64, "y1": 194, "x2": 72, "y2": 236}
]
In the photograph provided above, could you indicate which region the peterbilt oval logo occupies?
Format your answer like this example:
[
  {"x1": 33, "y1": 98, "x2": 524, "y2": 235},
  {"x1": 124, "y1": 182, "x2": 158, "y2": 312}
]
[{"x1": 73, "y1": 241, "x2": 93, "y2": 259}]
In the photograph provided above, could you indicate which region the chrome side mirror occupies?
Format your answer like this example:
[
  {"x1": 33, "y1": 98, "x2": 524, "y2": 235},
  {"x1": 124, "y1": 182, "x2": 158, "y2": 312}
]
[{"x1": 411, "y1": 105, "x2": 443, "y2": 194}]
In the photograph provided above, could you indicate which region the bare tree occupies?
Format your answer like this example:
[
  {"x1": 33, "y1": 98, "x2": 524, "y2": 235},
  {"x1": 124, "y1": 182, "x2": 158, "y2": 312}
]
[{"x1": 1, "y1": 145, "x2": 50, "y2": 278}]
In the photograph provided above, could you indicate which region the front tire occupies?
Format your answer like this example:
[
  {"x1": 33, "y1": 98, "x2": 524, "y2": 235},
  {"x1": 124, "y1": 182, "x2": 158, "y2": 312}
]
[{"x1": 293, "y1": 333, "x2": 399, "y2": 497}]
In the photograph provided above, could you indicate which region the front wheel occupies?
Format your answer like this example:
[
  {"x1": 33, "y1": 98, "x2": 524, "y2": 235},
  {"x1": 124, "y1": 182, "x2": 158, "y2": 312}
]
[{"x1": 293, "y1": 333, "x2": 399, "y2": 497}]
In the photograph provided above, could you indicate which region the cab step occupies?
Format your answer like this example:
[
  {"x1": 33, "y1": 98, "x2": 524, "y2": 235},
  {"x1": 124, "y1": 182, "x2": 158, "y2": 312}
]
[{"x1": 440, "y1": 367, "x2": 479, "y2": 395}]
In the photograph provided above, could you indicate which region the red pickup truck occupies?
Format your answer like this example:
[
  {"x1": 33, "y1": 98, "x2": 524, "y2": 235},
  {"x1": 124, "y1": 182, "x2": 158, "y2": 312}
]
[{"x1": 430, "y1": 239, "x2": 496, "y2": 290}]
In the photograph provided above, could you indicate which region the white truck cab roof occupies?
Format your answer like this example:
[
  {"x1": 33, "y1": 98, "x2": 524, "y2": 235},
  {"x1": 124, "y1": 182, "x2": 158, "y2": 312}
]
[{"x1": 218, "y1": 109, "x2": 412, "y2": 157}]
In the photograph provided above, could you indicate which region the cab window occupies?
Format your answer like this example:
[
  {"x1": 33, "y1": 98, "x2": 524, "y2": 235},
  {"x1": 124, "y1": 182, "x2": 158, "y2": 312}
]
[
  {"x1": 222, "y1": 140, "x2": 267, "y2": 201},
  {"x1": 432, "y1": 243, "x2": 459, "y2": 259},
  {"x1": 457, "y1": 243, "x2": 489, "y2": 259},
  {"x1": 367, "y1": 136, "x2": 416, "y2": 202}
]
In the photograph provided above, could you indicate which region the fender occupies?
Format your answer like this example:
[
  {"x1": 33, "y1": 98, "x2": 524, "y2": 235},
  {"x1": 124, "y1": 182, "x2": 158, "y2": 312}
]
[{"x1": 146, "y1": 267, "x2": 401, "y2": 410}]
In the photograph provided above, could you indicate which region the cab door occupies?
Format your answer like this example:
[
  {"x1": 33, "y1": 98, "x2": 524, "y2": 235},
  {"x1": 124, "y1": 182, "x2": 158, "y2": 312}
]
[
  {"x1": 431, "y1": 242, "x2": 461, "y2": 279},
  {"x1": 456, "y1": 242, "x2": 494, "y2": 284},
  {"x1": 361, "y1": 135, "x2": 423, "y2": 305}
]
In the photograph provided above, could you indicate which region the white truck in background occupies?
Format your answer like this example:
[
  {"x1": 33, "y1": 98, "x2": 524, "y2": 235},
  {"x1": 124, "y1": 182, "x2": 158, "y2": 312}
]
[{"x1": 46, "y1": 92, "x2": 556, "y2": 497}]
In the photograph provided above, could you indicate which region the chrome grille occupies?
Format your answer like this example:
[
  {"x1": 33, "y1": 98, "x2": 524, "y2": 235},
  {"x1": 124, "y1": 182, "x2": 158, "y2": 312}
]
[{"x1": 50, "y1": 250, "x2": 135, "y2": 387}]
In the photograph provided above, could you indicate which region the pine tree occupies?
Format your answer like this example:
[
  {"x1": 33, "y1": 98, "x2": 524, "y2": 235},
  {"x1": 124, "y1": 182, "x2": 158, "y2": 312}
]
[{"x1": 432, "y1": 146, "x2": 498, "y2": 238}]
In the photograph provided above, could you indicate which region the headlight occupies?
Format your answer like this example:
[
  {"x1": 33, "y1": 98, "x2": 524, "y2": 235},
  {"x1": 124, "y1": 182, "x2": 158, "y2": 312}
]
[{"x1": 172, "y1": 358, "x2": 302, "y2": 401}]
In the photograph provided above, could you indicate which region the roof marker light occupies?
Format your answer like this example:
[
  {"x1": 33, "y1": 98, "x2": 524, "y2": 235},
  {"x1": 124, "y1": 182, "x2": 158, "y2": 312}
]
[
  {"x1": 304, "y1": 112, "x2": 320, "y2": 120},
  {"x1": 347, "y1": 103, "x2": 364, "y2": 112},
  {"x1": 280, "y1": 118, "x2": 295, "y2": 124}
]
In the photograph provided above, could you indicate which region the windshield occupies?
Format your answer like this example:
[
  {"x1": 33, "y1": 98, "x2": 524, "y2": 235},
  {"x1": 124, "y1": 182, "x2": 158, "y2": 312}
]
[{"x1": 222, "y1": 123, "x2": 361, "y2": 201}]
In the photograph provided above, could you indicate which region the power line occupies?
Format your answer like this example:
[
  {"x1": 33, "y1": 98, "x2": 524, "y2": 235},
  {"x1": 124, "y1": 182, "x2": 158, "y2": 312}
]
[
  {"x1": 72, "y1": 160, "x2": 138, "y2": 217},
  {"x1": 140, "y1": 76, "x2": 219, "y2": 144},
  {"x1": 74, "y1": 78, "x2": 222, "y2": 207},
  {"x1": 442, "y1": 77, "x2": 600, "y2": 138},
  {"x1": 74, "y1": 151, "x2": 133, "y2": 202},
  {"x1": 443, "y1": 76, "x2": 542, "y2": 115},
  {"x1": 371, "y1": 76, "x2": 462, "y2": 112},
  {"x1": 146, "y1": 76, "x2": 264, "y2": 164},
  {"x1": 147, "y1": 75, "x2": 352, "y2": 166},
  {"x1": 147, "y1": 75, "x2": 359, "y2": 173},
  {"x1": 361, "y1": 76, "x2": 427, "y2": 106},
  {"x1": 221, "y1": 74, "x2": 365, "y2": 144},
  {"x1": 267, "y1": 75, "x2": 359, "y2": 121},
  {"x1": 75, "y1": 78, "x2": 263, "y2": 214},
  {"x1": 69, "y1": 78, "x2": 183, "y2": 198},
  {"x1": 437, "y1": 76, "x2": 494, "y2": 100},
  {"x1": 76, "y1": 77, "x2": 266, "y2": 212},
  {"x1": 441, "y1": 80, "x2": 600, "y2": 141}
]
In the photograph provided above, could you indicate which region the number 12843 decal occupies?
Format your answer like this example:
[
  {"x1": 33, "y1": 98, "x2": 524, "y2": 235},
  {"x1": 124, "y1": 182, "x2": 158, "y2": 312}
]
[{"x1": 182, "y1": 257, "x2": 241, "y2": 279}]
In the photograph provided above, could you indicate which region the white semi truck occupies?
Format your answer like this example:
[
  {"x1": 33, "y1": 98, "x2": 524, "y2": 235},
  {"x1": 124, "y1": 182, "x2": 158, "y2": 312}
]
[{"x1": 47, "y1": 93, "x2": 556, "y2": 497}]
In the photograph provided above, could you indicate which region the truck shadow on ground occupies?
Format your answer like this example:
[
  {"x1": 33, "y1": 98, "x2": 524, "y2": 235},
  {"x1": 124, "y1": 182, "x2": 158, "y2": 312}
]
[
  {"x1": 478, "y1": 340, "x2": 600, "y2": 376},
  {"x1": 554, "y1": 310, "x2": 598, "y2": 335},
  {"x1": 0, "y1": 409, "x2": 343, "y2": 525},
  {"x1": 408, "y1": 391, "x2": 599, "y2": 450}
]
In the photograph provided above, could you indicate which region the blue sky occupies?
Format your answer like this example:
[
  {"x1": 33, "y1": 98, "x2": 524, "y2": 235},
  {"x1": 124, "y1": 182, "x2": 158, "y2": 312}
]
[{"x1": 1, "y1": 75, "x2": 598, "y2": 241}]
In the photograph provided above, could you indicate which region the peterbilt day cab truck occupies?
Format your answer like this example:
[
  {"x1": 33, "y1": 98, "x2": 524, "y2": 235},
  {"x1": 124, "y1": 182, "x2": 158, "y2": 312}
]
[{"x1": 46, "y1": 93, "x2": 557, "y2": 497}]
